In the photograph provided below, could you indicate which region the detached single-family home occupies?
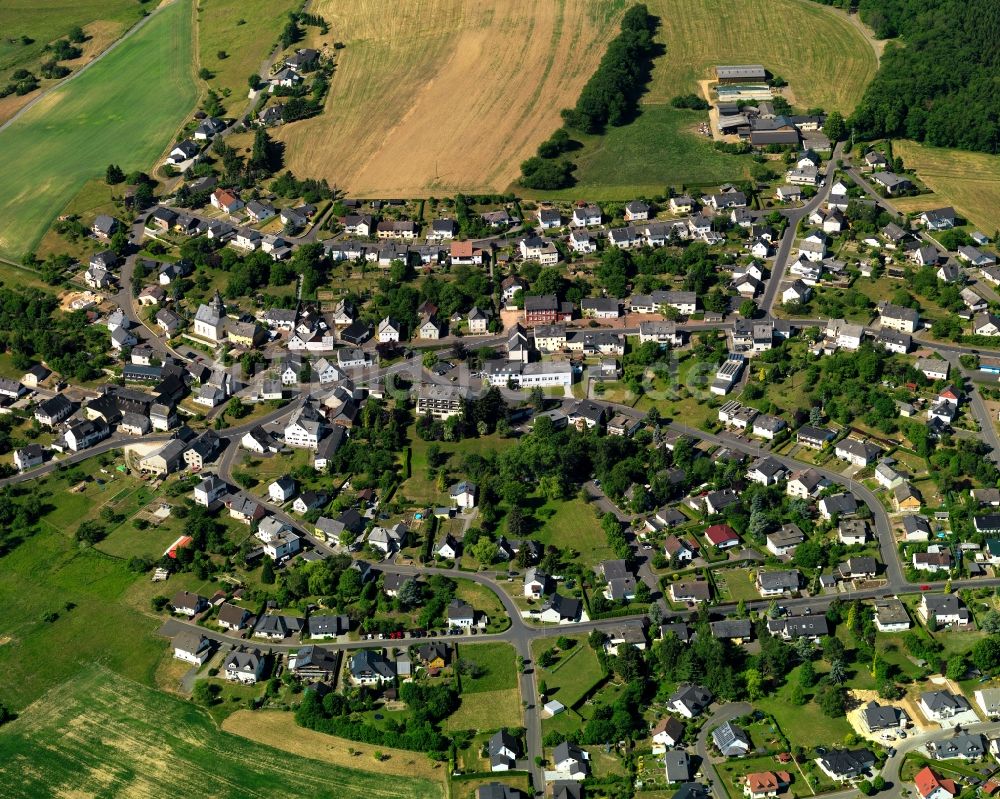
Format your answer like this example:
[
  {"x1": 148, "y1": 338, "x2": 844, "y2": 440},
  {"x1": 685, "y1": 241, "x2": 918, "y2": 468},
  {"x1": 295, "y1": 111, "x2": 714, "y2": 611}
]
[
  {"x1": 668, "y1": 684, "x2": 712, "y2": 719},
  {"x1": 223, "y1": 648, "x2": 265, "y2": 684},
  {"x1": 172, "y1": 631, "x2": 212, "y2": 665},
  {"x1": 816, "y1": 749, "x2": 876, "y2": 782},
  {"x1": 919, "y1": 690, "x2": 972, "y2": 722},
  {"x1": 743, "y1": 772, "x2": 791, "y2": 799},
  {"x1": 914, "y1": 767, "x2": 958, "y2": 799},
  {"x1": 713, "y1": 720, "x2": 752, "y2": 757},
  {"x1": 919, "y1": 594, "x2": 969, "y2": 627},
  {"x1": 835, "y1": 438, "x2": 881, "y2": 467}
]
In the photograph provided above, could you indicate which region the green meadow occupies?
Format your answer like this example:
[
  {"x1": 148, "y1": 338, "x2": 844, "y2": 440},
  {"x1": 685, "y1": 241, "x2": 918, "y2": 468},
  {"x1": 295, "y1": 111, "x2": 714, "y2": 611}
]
[{"x1": 0, "y1": 0, "x2": 197, "y2": 260}]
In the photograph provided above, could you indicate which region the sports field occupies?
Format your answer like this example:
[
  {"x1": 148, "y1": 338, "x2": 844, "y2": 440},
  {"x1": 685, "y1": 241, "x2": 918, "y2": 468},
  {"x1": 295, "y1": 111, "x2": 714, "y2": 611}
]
[
  {"x1": 643, "y1": 0, "x2": 878, "y2": 113},
  {"x1": 0, "y1": 666, "x2": 445, "y2": 799},
  {"x1": 275, "y1": 0, "x2": 622, "y2": 196},
  {"x1": 892, "y1": 140, "x2": 1000, "y2": 233},
  {"x1": 0, "y1": 0, "x2": 197, "y2": 260}
]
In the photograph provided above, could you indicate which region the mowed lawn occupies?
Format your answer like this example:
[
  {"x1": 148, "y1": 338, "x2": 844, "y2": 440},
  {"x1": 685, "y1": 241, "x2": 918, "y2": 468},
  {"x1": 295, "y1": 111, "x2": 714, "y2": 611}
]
[
  {"x1": 0, "y1": 0, "x2": 198, "y2": 260},
  {"x1": 448, "y1": 642, "x2": 521, "y2": 731},
  {"x1": 532, "y1": 636, "x2": 605, "y2": 707},
  {"x1": 644, "y1": 0, "x2": 878, "y2": 113},
  {"x1": 0, "y1": 666, "x2": 444, "y2": 799},
  {"x1": 892, "y1": 140, "x2": 1000, "y2": 233}
]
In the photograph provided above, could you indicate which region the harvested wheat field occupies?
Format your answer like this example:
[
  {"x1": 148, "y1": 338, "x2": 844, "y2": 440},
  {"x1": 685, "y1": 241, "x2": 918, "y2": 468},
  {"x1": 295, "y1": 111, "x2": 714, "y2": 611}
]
[
  {"x1": 275, "y1": 0, "x2": 623, "y2": 196},
  {"x1": 643, "y1": 0, "x2": 878, "y2": 112},
  {"x1": 223, "y1": 709, "x2": 449, "y2": 783},
  {"x1": 893, "y1": 140, "x2": 1000, "y2": 233},
  {"x1": 0, "y1": 665, "x2": 444, "y2": 799}
]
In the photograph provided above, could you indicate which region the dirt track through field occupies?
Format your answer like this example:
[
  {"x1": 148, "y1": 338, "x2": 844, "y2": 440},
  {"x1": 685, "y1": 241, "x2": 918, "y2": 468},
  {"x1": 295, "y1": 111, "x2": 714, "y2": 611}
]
[{"x1": 275, "y1": 0, "x2": 620, "y2": 196}]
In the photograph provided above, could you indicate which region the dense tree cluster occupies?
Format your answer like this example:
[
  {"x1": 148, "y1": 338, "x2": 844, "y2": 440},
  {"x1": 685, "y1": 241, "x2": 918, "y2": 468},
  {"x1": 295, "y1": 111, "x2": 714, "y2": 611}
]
[
  {"x1": 0, "y1": 289, "x2": 110, "y2": 381},
  {"x1": 561, "y1": 5, "x2": 659, "y2": 133},
  {"x1": 520, "y1": 4, "x2": 658, "y2": 187},
  {"x1": 296, "y1": 682, "x2": 453, "y2": 754},
  {"x1": 670, "y1": 94, "x2": 709, "y2": 111},
  {"x1": 846, "y1": 0, "x2": 1000, "y2": 153}
]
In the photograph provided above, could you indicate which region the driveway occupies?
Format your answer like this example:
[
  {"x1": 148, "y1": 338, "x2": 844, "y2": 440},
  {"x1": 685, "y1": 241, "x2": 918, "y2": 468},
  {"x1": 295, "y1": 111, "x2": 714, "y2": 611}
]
[{"x1": 695, "y1": 702, "x2": 753, "y2": 799}]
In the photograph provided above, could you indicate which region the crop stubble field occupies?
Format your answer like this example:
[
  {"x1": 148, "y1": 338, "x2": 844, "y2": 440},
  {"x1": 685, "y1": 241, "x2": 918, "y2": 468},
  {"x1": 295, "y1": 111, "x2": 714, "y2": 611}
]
[
  {"x1": 278, "y1": 0, "x2": 876, "y2": 198},
  {"x1": 892, "y1": 140, "x2": 1000, "y2": 233},
  {"x1": 0, "y1": 666, "x2": 444, "y2": 799},
  {"x1": 0, "y1": 0, "x2": 197, "y2": 261},
  {"x1": 275, "y1": 0, "x2": 623, "y2": 197}
]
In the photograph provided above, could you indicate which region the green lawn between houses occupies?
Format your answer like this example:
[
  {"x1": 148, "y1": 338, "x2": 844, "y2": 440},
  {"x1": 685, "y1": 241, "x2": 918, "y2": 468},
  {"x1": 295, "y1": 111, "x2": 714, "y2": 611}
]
[
  {"x1": 532, "y1": 635, "x2": 606, "y2": 708},
  {"x1": 0, "y1": 0, "x2": 198, "y2": 260},
  {"x1": 456, "y1": 642, "x2": 519, "y2": 693},
  {"x1": 0, "y1": 665, "x2": 443, "y2": 799}
]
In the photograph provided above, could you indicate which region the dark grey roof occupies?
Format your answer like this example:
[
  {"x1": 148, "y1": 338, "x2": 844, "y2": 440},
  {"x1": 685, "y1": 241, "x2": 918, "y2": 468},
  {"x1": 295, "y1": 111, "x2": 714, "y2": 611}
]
[
  {"x1": 819, "y1": 749, "x2": 876, "y2": 778},
  {"x1": 710, "y1": 619, "x2": 753, "y2": 639}
]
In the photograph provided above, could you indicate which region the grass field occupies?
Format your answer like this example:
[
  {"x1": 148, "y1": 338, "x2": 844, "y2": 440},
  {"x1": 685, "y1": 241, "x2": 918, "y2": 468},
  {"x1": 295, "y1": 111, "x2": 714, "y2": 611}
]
[
  {"x1": 0, "y1": 0, "x2": 141, "y2": 80},
  {"x1": 401, "y1": 424, "x2": 514, "y2": 505},
  {"x1": 713, "y1": 568, "x2": 762, "y2": 602},
  {"x1": 275, "y1": 0, "x2": 621, "y2": 196},
  {"x1": 224, "y1": 709, "x2": 450, "y2": 784},
  {"x1": 532, "y1": 635, "x2": 605, "y2": 707},
  {"x1": 0, "y1": 524, "x2": 165, "y2": 710},
  {"x1": 456, "y1": 642, "x2": 518, "y2": 693},
  {"x1": 197, "y1": 0, "x2": 301, "y2": 102},
  {"x1": 643, "y1": 0, "x2": 877, "y2": 113},
  {"x1": 0, "y1": 0, "x2": 198, "y2": 260},
  {"x1": 756, "y1": 662, "x2": 855, "y2": 748},
  {"x1": 521, "y1": 106, "x2": 752, "y2": 200},
  {"x1": 534, "y1": 497, "x2": 615, "y2": 568},
  {"x1": 892, "y1": 140, "x2": 1000, "y2": 233},
  {"x1": 444, "y1": 688, "x2": 523, "y2": 731},
  {"x1": 0, "y1": 666, "x2": 445, "y2": 799}
]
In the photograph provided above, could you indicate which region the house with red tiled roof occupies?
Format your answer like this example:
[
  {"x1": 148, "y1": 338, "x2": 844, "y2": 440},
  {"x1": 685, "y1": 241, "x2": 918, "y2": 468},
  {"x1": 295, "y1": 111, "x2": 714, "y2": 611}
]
[
  {"x1": 915, "y1": 767, "x2": 957, "y2": 799},
  {"x1": 705, "y1": 524, "x2": 740, "y2": 549},
  {"x1": 743, "y1": 772, "x2": 791, "y2": 799}
]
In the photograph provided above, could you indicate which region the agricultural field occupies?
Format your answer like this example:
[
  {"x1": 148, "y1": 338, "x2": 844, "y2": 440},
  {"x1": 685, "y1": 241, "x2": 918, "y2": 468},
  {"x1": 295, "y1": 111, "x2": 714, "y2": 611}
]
[
  {"x1": 892, "y1": 140, "x2": 1000, "y2": 234},
  {"x1": 197, "y1": 0, "x2": 301, "y2": 101},
  {"x1": 275, "y1": 0, "x2": 622, "y2": 196},
  {"x1": 0, "y1": 666, "x2": 445, "y2": 799},
  {"x1": 275, "y1": 0, "x2": 875, "y2": 198},
  {"x1": 0, "y1": 0, "x2": 198, "y2": 261},
  {"x1": 224, "y1": 709, "x2": 450, "y2": 785},
  {"x1": 0, "y1": 523, "x2": 165, "y2": 710},
  {"x1": 0, "y1": 0, "x2": 142, "y2": 121},
  {"x1": 644, "y1": 0, "x2": 878, "y2": 113}
]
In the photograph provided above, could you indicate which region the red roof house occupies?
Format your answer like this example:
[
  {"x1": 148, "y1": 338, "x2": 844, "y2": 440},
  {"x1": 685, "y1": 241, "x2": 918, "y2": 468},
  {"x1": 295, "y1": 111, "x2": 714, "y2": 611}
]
[
  {"x1": 705, "y1": 524, "x2": 740, "y2": 548},
  {"x1": 915, "y1": 767, "x2": 957, "y2": 799}
]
